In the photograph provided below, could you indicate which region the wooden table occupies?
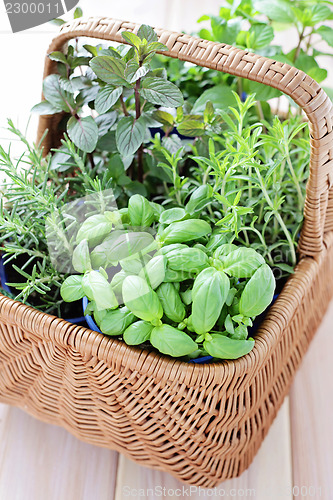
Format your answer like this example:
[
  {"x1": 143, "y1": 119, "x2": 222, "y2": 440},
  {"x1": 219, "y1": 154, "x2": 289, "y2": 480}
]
[{"x1": 0, "y1": 300, "x2": 332, "y2": 500}]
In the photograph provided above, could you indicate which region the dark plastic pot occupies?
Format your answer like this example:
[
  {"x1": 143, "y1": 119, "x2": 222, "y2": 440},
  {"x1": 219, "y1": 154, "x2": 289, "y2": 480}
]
[{"x1": 0, "y1": 256, "x2": 86, "y2": 326}]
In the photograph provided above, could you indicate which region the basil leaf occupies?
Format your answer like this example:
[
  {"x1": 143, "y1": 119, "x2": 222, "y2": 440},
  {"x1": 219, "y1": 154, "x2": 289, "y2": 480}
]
[
  {"x1": 191, "y1": 268, "x2": 230, "y2": 334},
  {"x1": 204, "y1": 334, "x2": 255, "y2": 359},
  {"x1": 185, "y1": 185, "x2": 213, "y2": 214},
  {"x1": 123, "y1": 320, "x2": 153, "y2": 345},
  {"x1": 91, "y1": 230, "x2": 155, "y2": 268},
  {"x1": 159, "y1": 208, "x2": 187, "y2": 225},
  {"x1": 222, "y1": 248, "x2": 265, "y2": 278},
  {"x1": 60, "y1": 275, "x2": 85, "y2": 302},
  {"x1": 140, "y1": 77, "x2": 184, "y2": 108},
  {"x1": 156, "y1": 282, "x2": 185, "y2": 323},
  {"x1": 139, "y1": 255, "x2": 166, "y2": 289},
  {"x1": 239, "y1": 264, "x2": 275, "y2": 317},
  {"x1": 122, "y1": 275, "x2": 163, "y2": 322},
  {"x1": 67, "y1": 116, "x2": 99, "y2": 153},
  {"x1": 166, "y1": 247, "x2": 209, "y2": 274},
  {"x1": 72, "y1": 239, "x2": 91, "y2": 273},
  {"x1": 76, "y1": 214, "x2": 113, "y2": 247},
  {"x1": 82, "y1": 270, "x2": 118, "y2": 311},
  {"x1": 95, "y1": 85, "x2": 123, "y2": 114},
  {"x1": 100, "y1": 307, "x2": 135, "y2": 335},
  {"x1": 128, "y1": 194, "x2": 155, "y2": 227},
  {"x1": 160, "y1": 219, "x2": 211, "y2": 244},
  {"x1": 150, "y1": 325, "x2": 198, "y2": 357},
  {"x1": 116, "y1": 116, "x2": 146, "y2": 156}
]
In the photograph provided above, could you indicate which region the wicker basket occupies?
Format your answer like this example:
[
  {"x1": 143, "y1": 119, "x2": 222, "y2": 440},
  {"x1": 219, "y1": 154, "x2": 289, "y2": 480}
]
[{"x1": 1, "y1": 17, "x2": 333, "y2": 488}]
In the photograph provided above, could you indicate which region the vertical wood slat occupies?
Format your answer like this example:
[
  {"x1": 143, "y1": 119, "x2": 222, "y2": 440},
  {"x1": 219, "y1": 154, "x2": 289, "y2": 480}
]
[
  {"x1": 115, "y1": 399, "x2": 293, "y2": 500},
  {"x1": 0, "y1": 405, "x2": 119, "y2": 500},
  {"x1": 289, "y1": 300, "x2": 333, "y2": 500}
]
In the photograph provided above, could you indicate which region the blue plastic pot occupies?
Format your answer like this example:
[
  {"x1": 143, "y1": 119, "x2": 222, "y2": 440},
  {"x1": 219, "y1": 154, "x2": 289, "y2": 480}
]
[
  {"x1": 81, "y1": 294, "x2": 280, "y2": 364},
  {"x1": 0, "y1": 256, "x2": 86, "y2": 326}
]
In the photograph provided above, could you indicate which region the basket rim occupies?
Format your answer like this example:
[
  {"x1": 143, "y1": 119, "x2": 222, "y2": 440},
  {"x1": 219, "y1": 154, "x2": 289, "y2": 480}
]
[{"x1": 0, "y1": 241, "x2": 326, "y2": 385}]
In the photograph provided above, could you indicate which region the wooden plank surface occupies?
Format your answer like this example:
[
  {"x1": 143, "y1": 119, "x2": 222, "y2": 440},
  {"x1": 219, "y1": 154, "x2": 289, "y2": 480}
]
[
  {"x1": 289, "y1": 300, "x2": 333, "y2": 500},
  {"x1": 0, "y1": 405, "x2": 118, "y2": 500}
]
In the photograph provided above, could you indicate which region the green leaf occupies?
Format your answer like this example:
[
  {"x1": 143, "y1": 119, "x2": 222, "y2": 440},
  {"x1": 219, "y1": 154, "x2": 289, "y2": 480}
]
[
  {"x1": 192, "y1": 86, "x2": 236, "y2": 113},
  {"x1": 122, "y1": 275, "x2": 163, "y2": 322},
  {"x1": 49, "y1": 51, "x2": 67, "y2": 64},
  {"x1": 146, "y1": 41, "x2": 168, "y2": 53},
  {"x1": 308, "y1": 67, "x2": 327, "y2": 84},
  {"x1": 253, "y1": 0, "x2": 294, "y2": 23},
  {"x1": 185, "y1": 185, "x2": 213, "y2": 214},
  {"x1": 160, "y1": 219, "x2": 211, "y2": 245},
  {"x1": 72, "y1": 239, "x2": 91, "y2": 273},
  {"x1": 249, "y1": 23, "x2": 274, "y2": 49},
  {"x1": 150, "y1": 325, "x2": 198, "y2": 357},
  {"x1": 74, "y1": 6, "x2": 83, "y2": 18},
  {"x1": 123, "y1": 320, "x2": 153, "y2": 345},
  {"x1": 90, "y1": 56, "x2": 128, "y2": 86},
  {"x1": 159, "y1": 208, "x2": 187, "y2": 224},
  {"x1": 42, "y1": 74, "x2": 74, "y2": 112},
  {"x1": 67, "y1": 116, "x2": 99, "y2": 153},
  {"x1": 239, "y1": 264, "x2": 275, "y2": 317},
  {"x1": 125, "y1": 61, "x2": 150, "y2": 83},
  {"x1": 95, "y1": 85, "x2": 123, "y2": 114},
  {"x1": 177, "y1": 119, "x2": 205, "y2": 137},
  {"x1": 76, "y1": 214, "x2": 113, "y2": 246},
  {"x1": 222, "y1": 248, "x2": 265, "y2": 278},
  {"x1": 316, "y1": 25, "x2": 333, "y2": 47},
  {"x1": 156, "y1": 283, "x2": 186, "y2": 323},
  {"x1": 31, "y1": 101, "x2": 61, "y2": 115},
  {"x1": 100, "y1": 307, "x2": 135, "y2": 335},
  {"x1": 140, "y1": 77, "x2": 184, "y2": 107},
  {"x1": 91, "y1": 230, "x2": 155, "y2": 268},
  {"x1": 166, "y1": 247, "x2": 209, "y2": 274},
  {"x1": 121, "y1": 31, "x2": 142, "y2": 49},
  {"x1": 128, "y1": 194, "x2": 155, "y2": 227},
  {"x1": 204, "y1": 334, "x2": 255, "y2": 359},
  {"x1": 60, "y1": 275, "x2": 85, "y2": 302},
  {"x1": 139, "y1": 255, "x2": 166, "y2": 289},
  {"x1": 191, "y1": 268, "x2": 230, "y2": 334},
  {"x1": 116, "y1": 116, "x2": 146, "y2": 156},
  {"x1": 152, "y1": 109, "x2": 174, "y2": 126},
  {"x1": 137, "y1": 24, "x2": 158, "y2": 43},
  {"x1": 82, "y1": 270, "x2": 118, "y2": 311}
]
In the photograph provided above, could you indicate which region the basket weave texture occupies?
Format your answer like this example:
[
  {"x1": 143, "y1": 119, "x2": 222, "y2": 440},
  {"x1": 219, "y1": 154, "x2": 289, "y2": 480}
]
[{"x1": 1, "y1": 17, "x2": 333, "y2": 487}]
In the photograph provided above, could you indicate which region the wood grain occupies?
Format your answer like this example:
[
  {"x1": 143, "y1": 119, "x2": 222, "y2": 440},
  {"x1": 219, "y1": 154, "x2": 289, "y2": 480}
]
[
  {"x1": 289, "y1": 300, "x2": 333, "y2": 500},
  {"x1": 0, "y1": 406, "x2": 118, "y2": 500}
]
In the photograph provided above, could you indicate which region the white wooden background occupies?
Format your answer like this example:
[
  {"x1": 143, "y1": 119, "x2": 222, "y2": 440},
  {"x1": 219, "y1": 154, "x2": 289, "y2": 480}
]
[{"x1": 0, "y1": 1, "x2": 333, "y2": 498}]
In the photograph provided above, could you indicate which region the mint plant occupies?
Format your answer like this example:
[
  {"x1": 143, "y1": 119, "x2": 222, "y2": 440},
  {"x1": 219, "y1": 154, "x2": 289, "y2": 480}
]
[{"x1": 33, "y1": 25, "x2": 183, "y2": 184}]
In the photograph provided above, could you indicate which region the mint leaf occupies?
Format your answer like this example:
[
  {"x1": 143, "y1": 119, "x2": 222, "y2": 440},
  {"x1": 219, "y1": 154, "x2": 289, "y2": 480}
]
[
  {"x1": 137, "y1": 24, "x2": 158, "y2": 43},
  {"x1": 42, "y1": 74, "x2": 75, "y2": 113},
  {"x1": 67, "y1": 116, "x2": 98, "y2": 153},
  {"x1": 90, "y1": 56, "x2": 128, "y2": 86},
  {"x1": 95, "y1": 86, "x2": 123, "y2": 114},
  {"x1": 31, "y1": 100, "x2": 61, "y2": 115},
  {"x1": 116, "y1": 116, "x2": 146, "y2": 156},
  {"x1": 140, "y1": 77, "x2": 184, "y2": 107}
]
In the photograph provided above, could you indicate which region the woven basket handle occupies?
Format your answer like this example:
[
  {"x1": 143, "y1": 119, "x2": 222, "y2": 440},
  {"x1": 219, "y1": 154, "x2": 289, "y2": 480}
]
[{"x1": 37, "y1": 17, "x2": 333, "y2": 258}]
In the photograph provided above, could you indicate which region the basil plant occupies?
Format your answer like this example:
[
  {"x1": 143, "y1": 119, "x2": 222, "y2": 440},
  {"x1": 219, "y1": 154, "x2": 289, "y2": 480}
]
[{"x1": 60, "y1": 188, "x2": 275, "y2": 361}]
